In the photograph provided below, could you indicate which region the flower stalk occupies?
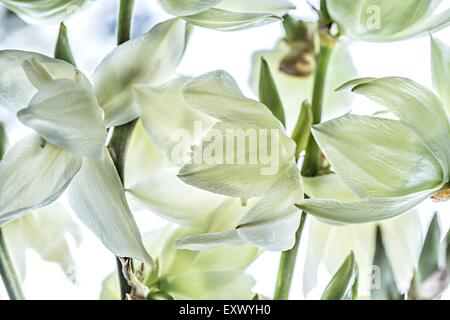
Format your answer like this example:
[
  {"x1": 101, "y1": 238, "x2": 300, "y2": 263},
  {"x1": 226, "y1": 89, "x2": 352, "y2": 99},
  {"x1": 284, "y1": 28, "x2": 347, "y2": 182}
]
[
  {"x1": 0, "y1": 228, "x2": 24, "y2": 300},
  {"x1": 273, "y1": 30, "x2": 335, "y2": 300},
  {"x1": 108, "y1": 0, "x2": 136, "y2": 300}
]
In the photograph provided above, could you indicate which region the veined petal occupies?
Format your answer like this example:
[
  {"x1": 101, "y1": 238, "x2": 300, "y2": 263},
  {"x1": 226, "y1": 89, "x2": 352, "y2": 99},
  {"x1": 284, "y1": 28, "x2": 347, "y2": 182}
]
[
  {"x1": 183, "y1": 8, "x2": 281, "y2": 31},
  {"x1": 134, "y1": 76, "x2": 214, "y2": 156},
  {"x1": 183, "y1": 70, "x2": 281, "y2": 129},
  {"x1": 178, "y1": 122, "x2": 295, "y2": 198},
  {"x1": 313, "y1": 115, "x2": 444, "y2": 198},
  {"x1": 176, "y1": 230, "x2": 246, "y2": 250},
  {"x1": 217, "y1": 0, "x2": 295, "y2": 16},
  {"x1": 0, "y1": 0, "x2": 87, "y2": 24},
  {"x1": 237, "y1": 164, "x2": 303, "y2": 251},
  {"x1": 342, "y1": 77, "x2": 450, "y2": 172},
  {"x1": 18, "y1": 79, "x2": 107, "y2": 159},
  {"x1": 0, "y1": 50, "x2": 88, "y2": 113},
  {"x1": 297, "y1": 188, "x2": 440, "y2": 224},
  {"x1": 157, "y1": 0, "x2": 221, "y2": 16},
  {"x1": 379, "y1": 210, "x2": 423, "y2": 292},
  {"x1": 431, "y1": 36, "x2": 450, "y2": 112},
  {"x1": 0, "y1": 135, "x2": 82, "y2": 225},
  {"x1": 4, "y1": 203, "x2": 82, "y2": 279},
  {"x1": 68, "y1": 149, "x2": 153, "y2": 266},
  {"x1": 128, "y1": 168, "x2": 224, "y2": 227},
  {"x1": 92, "y1": 18, "x2": 188, "y2": 127},
  {"x1": 327, "y1": 0, "x2": 445, "y2": 41}
]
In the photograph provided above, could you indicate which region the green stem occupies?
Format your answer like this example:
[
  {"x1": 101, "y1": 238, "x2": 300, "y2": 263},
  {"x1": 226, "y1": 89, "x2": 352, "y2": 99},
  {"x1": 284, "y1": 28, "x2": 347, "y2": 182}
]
[
  {"x1": 0, "y1": 229, "x2": 24, "y2": 300},
  {"x1": 273, "y1": 40, "x2": 334, "y2": 300},
  {"x1": 109, "y1": 0, "x2": 136, "y2": 300},
  {"x1": 117, "y1": 0, "x2": 135, "y2": 45},
  {"x1": 273, "y1": 212, "x2": 307, "y2": 300}
]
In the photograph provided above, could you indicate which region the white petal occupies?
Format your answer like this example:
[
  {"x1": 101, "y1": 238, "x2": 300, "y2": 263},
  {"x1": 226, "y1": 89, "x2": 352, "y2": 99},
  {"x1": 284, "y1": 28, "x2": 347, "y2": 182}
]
[
  {"x1": 1, "y1": 0, "x2": 88, "y2": 24},
  {"x1": 379, "y1": 210, "x2": 423, "y2": 292},
  {"x1": 128, "y1": 168, "x2": 224, "y2": 227},
  {"x1": 431, "y1": 36, "x2": 450, "y2": 112},
  {"x1": 18, "y1": 79, "x2": 107, "y2": 159},
  {"x1": 343, "y1": 77, "x2": 450, "y2": 173},
  {"x1": 92, "y1": 18, "x2": 188, "y2": 127},
  {"x1": 4, "y1": 203, "x2": 82, "y2": 278},
  {"x1": 0, "y1": 135, "x2": 82, "y2": 225},
  {"x1": 0, "y1": 50, "x2": 87, "y2": 113},
  {"x1": 184, "y1": 70, "x2": 281, "y2": 128},
  {"x1": 176, "y1": 230, "x2": 246, "y2": 250},
  {"x1": 178, "y1": 122, "x2": 295, "y2": 198},
  {"x1": 68, "y1": 149, "x2": 153, "y2": 266},
  {"x1": 297, "y1": 188, "x2": 440, "y2": 224},
  {"x1": 134, "y1": 76, "x2": 214, "y2": 155},
  {"x1": 313, "y1": 115, "x2": 444, "y2": 198},
  {"x1": 183, "y1": 8, "x2": 281, "y2": 31},
  {"x1": 158, "y1": 0, "x2": 221, "y2": 16},
  {"x1": 237, "y1": 164, "x2": 303, "y2": 251},
  {"x1": 217, "y1": 0, "x2": 295, "y2": 16},
  {"x1": 303, "y1": 174, "x2": 357, "y2": 201}
]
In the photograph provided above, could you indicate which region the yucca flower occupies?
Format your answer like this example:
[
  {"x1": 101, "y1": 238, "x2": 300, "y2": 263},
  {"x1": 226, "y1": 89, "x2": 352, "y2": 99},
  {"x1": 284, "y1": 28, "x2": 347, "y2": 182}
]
[
  {"x1": 101, "y1": 222, "x2": 259, "y2": 300},
  {"x1": 157, "y1": 0, "x2": 295, "y2": 31},
  {"x1": 0, "y1": 18, "x2": 190, "y2": 267}
]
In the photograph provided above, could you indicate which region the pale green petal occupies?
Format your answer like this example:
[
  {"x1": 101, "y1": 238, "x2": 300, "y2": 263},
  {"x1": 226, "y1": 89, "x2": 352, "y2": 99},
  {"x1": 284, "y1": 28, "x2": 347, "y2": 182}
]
[
  {"x1": 4, "y1": 203, "x2": 82, "y2": 279},
  {"x1": 128, "y1": 168, "x2": 224, "y2": 227},
  {"x1": 134, "y1": 76, "x2": 214, "y2": 155},
  {"x1": 183, "y1": 8, "x2": 281, "y2": 31},
  {"x1": 167, "y1": 271, "x2": 255, "y2": 299},
  {"x1": 178, "y1": 122, "x2": 295, "y2": 198},
  {"x1": 92, "y1": 18, "x2": 188, "y2": 127},
  {"x1": 217, "y1": 0, "x2": 295, "y2": 16},
  {"x1": 431, "y1": 36, "x2": 450, "y2": 111},
  {"x1": 313, "y1": 115, "x2": 444, "y2": 198},
  {"x1": 0, "y1": 50, "x2": 87, "y2": 113},
  {"x1": 124, "y1": 121, "x2": 170, "y2": 187},
  {"x1": 344, "y1": 77, "x2": 450, "y2": 171},
  {"x1": 176, "y1": 230, "x2": 246, "y2": 250},
  {"x1": 18, "y1": 79, "x2": 106, "y2": 159},
  {"x1": 304, "y1": 218, "x2": 375, "y2": 296},
  {"x1": 250, "y1": 39, "x2": 357, "y2": 131},
  {"x1": 158, "y1": 0, "x2": 221, "y2": 16},
  {"x1": 379, "y1": 210, "x2": 423, "y2": 292},
  {"x1": 0, "y1": 135, "x2": 82, "y2": 225},
  {"x1": 100, "y1": 273, "x2": 120, "y2": 300},
  {"x1": 68, "y1": 149, "x2": 153, "y2": 266},
  {"x1": 0, "y1": 0, "x2": 87, "y2": 24},
  {"x1": 327, "y1": 0, "x2": 447, "y2": 41},
  {"x1": 237, "y1": 164, "x2": 303, "y2": 251},
  {"x1": 303, "y1": 174, "x2": 357, "y2": 201},
  {"x1": 183, "y1": 70, "x2": 281, "y2": 128},
  {"x1": 297, "y1": 188, "x2": 440, "y2": 224}
]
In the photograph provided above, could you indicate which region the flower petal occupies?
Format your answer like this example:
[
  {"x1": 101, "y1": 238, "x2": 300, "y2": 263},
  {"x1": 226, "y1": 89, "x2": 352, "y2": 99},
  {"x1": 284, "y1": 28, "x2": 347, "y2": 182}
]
[
  {"x1": 0, "y1": 135, "x2": 82, "y2": 225},
  {"x1": 68, "y1": 149, "x2": 153, "y2": 266},
  {"x1": 342, "y1": 77, "x2": 450, "y2": 172},
  {"x1": 128, "y1": 168, "x2": 224, "y2": 227},
  {"x1": 157, "y1": 0, "x2": 222, "y2": 16},
  {"x1": 313, "y1": 115, "x2": 444, "y2": 198},
  {"x1": 431, "y1": 36, "x2": 450, "y2": 112},
  {"x1": 92, "y1": 18, "x2": 188, "y2": 127},
  {"x1": 18, "y1": 79, "x2": 107, "y2": 159},
  {"x1": 0, "y1": 50, "x2": 86, "y2": 113},
  {"x1": 217, "y1": 0, "x2": 295, "y2": 16},
  {"x1": 297, "y1": 188, "x2": 440, "y2": 224},
  {"x1": 134, "y1": 76, "x2": 214, "y2": 155},
  {"x1": 183, "y1": 8, "x2": 281, "y2": 31},
  {"x1": 0, "y1": 0, "x2": 87, "y2": 24}
]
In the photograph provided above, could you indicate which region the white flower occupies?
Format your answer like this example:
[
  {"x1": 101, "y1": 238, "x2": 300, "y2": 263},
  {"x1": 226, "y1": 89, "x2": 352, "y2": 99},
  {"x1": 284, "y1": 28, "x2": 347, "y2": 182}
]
[{"x1": 0, "y1": 18, "x2": 190, "y2": 267}]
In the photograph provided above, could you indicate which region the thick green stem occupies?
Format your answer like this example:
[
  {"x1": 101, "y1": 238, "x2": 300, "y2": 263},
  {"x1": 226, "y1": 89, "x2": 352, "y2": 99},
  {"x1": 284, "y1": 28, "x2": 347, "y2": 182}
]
[
  {"x1": 273, "y1": 212, "x2": 307, "y2": 300},
  {"x1": 273, "y1": 40, "x2": 334, "y2": 300},
  {"x1": 0, "y1": 229, "x2": 24, "y2": 300},
  {"x1": 109, "y1": 0, "x2": 136, "y2": 300}
]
